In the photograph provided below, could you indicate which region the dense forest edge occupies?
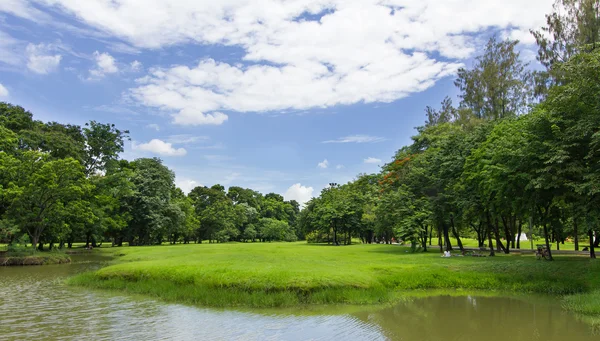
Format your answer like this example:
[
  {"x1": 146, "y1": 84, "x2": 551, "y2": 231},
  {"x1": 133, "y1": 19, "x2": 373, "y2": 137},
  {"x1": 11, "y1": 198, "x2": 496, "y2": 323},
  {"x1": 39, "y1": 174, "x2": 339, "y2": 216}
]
[{"x1": 1, "y1": 0, "x2": 600, "y2": 325}]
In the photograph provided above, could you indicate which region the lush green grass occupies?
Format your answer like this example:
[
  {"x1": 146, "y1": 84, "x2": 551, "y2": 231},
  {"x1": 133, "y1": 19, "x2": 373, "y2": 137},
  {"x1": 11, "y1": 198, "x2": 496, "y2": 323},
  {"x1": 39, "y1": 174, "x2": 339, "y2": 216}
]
[
  {"x1": 68, "y1": 242, "x2": 600, "y2": 313},
  {"x1": 0, "y1": 251, "x2": 71, "y2": 266}
]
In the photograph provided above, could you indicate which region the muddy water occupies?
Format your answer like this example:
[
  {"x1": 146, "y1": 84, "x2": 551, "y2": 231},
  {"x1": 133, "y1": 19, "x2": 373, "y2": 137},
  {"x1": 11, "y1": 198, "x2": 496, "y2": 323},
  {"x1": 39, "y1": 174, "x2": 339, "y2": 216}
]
[{"x1": 0, "y1": 255, "x2": 596, "y2": 340}]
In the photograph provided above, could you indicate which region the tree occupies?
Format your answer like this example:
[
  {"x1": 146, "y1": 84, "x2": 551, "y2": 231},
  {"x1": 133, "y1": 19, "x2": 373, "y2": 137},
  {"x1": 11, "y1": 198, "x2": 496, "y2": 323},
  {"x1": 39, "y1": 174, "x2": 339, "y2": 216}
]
[
  {"x1": 455, "y1": 36, "x2": 533, "y2": 120},
  {"x1": 2, "y1": 152, "x2": 91, "y2": 249},
  {"x1": 126, "y1": 158, "x2": 177, "y2": 245},
  {"x1": 82, "y1": 121, "x2": 129, "y2": 176},
  {"x1": 532, "y1": 0, "x2": 600, "y2": 95}
]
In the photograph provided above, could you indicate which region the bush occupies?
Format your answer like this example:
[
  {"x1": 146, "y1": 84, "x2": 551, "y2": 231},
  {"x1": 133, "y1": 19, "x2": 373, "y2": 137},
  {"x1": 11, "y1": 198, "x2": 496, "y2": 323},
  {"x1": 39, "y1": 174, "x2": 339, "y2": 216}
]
[
  {"x1": 7, "y1": 235, "x2": 34, "y2": 255},
  {"x1": 306, "y1": 230, "x2": 329, "y2": 243}
]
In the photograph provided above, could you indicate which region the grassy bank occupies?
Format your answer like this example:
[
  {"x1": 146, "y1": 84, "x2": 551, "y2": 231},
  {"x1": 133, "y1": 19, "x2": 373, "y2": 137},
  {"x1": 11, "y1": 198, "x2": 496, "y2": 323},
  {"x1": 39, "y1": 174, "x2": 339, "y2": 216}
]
[
  {"x1": 68, "y1": 242, "x2": 600, "y2": 313},
  {"x1": 0, "y1": 251, "x2": 71, "y2": 266}
]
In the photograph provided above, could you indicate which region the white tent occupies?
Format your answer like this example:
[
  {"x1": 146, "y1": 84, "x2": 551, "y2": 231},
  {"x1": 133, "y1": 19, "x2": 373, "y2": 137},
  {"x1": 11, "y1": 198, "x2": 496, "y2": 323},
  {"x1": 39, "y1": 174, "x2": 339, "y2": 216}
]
[{"x1": 515, "y1": 233, "x2": 528, "y2": 241}]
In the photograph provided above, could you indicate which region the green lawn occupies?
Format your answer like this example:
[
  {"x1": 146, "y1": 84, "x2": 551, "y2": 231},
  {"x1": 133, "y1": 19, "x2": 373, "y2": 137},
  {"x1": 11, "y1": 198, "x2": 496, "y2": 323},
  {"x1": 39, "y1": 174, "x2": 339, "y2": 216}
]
[{"x1": 69, "y1": 242, "x2": 600, "y2": 316}]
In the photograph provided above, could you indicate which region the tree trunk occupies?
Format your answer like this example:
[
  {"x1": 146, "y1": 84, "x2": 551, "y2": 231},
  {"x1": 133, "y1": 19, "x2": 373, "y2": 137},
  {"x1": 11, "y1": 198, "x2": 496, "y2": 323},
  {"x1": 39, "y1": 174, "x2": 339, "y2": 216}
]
[
  {"x1": 438, "y1": 227, "x2": 443, "y2": 253},
  {"x1": 589, "y1": 229, "x2": 596, "y2": 259},
  {"x1": 516, "y1": 221, "x2": 522, "y2": 249},
  {"x1": 333, "y1": 222, "x2": 338, "y2": 246},
  {"x1": 542, "y1": 223, "x2": 554, "y2": 261},
  {"x1": 31, "y1": 235, "x2": 39, "y2": 252},
  {"x1": 574, "y1": 219, "x2": 579, "y2": 251},
  {"x1": 511, "y1": 216, "x2": 517, "y2": 249},
  {"x1": 443, "y1": 223, "x2": 453, "y2": 251},
  {"x1": 487, "y1": 223, "x2": 495, "y2": 257},
  {"x1": 494, "y1": 217, "x2": 508, "y2": 254},
  {"x1": 450, "y1": 215, "x2": 464, "y2": 252},
  {"x1": 428, "y1": 225, "x2": 433, "y2": 246},
  {"x1": 38, "y1": 241, "x2": 43, "y2": 251}
]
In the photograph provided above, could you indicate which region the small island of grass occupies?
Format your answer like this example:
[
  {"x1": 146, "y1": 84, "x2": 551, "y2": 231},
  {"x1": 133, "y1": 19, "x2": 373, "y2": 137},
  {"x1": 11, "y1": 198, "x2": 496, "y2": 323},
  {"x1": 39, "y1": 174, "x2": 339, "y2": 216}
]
[
  {"x1": 0, "y1": 251, "x2": 71, "y2": 266},
  {"x1": 69, "y1": 242, "x2": 600, "y2": 322}
]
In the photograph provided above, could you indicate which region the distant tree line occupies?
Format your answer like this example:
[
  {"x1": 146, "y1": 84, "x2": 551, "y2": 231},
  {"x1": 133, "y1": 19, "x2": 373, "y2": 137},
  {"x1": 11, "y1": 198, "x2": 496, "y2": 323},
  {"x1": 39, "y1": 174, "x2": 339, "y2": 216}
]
[
  {"x1": 299, "y1": 0, "x2": 600, "y2": 259},
  {"x1": 0, "y1": 105, "x2": 300, "y2": 249}
]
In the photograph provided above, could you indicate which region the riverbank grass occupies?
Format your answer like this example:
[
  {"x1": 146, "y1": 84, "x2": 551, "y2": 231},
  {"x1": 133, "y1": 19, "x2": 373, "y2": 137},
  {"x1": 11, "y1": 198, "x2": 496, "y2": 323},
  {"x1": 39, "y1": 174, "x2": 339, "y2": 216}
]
[
  {"x1": 0, "y1": 251, "x2": 71, "y2": 266},
  {"x1": 69, "y1": 242, "x2": 600, "y2": 311}
]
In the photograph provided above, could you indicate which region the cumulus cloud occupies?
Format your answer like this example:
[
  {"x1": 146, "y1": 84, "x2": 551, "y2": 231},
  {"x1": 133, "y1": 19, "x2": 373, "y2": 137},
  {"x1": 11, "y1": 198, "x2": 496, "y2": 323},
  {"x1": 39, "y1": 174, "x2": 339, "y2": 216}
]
[
  {"x1": 132, "y1": 139, "x2": 187, "y2": 156},
  {"x1": 0, "y1": 83, "x2": 8, "y2": 97},
  {"x1": 26, "y1": 43, "x2": 62, "y2": 74},
  {"x1": 336, "y1": 164, "x2": 344, "y2": 170},
  {"x1": 284, "y1": 183, "x2": 314, "y2": 207},
  {"x1": 317, "y1": 159, "x2": 329, "y2": 169},
  {"x1": 323, "y1": 135, "x2": 385, "y2": 144},
  {"x1": 130, "y1": 60, "x2": 142, "y2": 71},
  {"x1": 3, "y1": 1, "x2": 554, "y2": 123},
  {"x1": 364, "y1": 157, "x2": 382, "y2": 164},
  {"x1": 176, "y1": 178, "x2": 201, "y2": 194},
  {"x1": 89, "y1": 51, "x2": 118, "y2": 78}
]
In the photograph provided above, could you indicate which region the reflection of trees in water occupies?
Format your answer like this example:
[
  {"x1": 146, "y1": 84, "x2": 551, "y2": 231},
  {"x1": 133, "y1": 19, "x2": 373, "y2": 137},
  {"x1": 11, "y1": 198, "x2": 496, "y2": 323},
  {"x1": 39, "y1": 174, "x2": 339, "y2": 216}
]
[{"x1": 351, "y1": 296, "x2": 596, "y2": 341}]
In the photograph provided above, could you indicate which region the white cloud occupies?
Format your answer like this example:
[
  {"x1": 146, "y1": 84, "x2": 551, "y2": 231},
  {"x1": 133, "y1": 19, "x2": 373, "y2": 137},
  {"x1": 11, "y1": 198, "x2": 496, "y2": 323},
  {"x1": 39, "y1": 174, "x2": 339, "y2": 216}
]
[
  {"x1": 336, "y1": 164, "x2": 344, "y2": 170},
  {"x1": 89, "y1": 51, "x2": 118, "y2": 78},
  {"x1": 132, "y1": 138, "x2": 187, "y2": 156},
  {"x1": 364, "y1": 157, "x2": 381, "y2": 164},
  {"x1": 317, "y1": 159, "x2": 329, "y2": 169},
  {"x1": 323, "y1": 135, "x2": 385, "y2": 144},
  {"x1": 504, "y1": 29, "x2": 537, "y2": 45},
  {"x1": 130, "y1": 60, "x2": 142, "y2": 71},
  {"x1": 26, "y1": 43, "x2": 62, "y2": 74},
  {"x1": 166, "y1": 134, "x2": 209, "y2": 144},
  {"x1": 3, "y1": 1, "x2": 554, "y2": 122},
  {"x1": 146, "y1": 123, "x2": 160, "y2": 131},
  {"x1": 0, "y1": 31, "x2": 24, "y2": 67},
  {"x1": 284, "y1": 183, "x2": 314, "y2": 207},
  {"x1": 0, "y1": 0, "x2": 50, "y2": 22},
  {"x1": 0, "y1": 83, "x2": 8, "y2": 97},
  {"x1": 171, "y1": 109, "x2": 228, "y2": 126},
  {"x1": 176, "y1": 178, "x2": 201, "y2": 194}
]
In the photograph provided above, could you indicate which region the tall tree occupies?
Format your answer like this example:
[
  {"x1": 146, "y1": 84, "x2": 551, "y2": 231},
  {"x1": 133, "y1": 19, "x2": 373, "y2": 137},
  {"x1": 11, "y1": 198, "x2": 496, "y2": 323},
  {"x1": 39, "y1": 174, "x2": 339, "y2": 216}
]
[{"x1": 455, "y1": 37, "x2": 533, "y2": 120}]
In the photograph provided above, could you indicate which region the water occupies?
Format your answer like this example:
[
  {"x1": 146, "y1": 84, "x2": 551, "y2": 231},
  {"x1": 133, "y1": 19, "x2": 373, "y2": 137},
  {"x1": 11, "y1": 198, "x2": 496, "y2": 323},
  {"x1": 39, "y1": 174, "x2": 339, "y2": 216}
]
[{"x1": 0, "y1": 255, "x2": 597, "y2": 341}]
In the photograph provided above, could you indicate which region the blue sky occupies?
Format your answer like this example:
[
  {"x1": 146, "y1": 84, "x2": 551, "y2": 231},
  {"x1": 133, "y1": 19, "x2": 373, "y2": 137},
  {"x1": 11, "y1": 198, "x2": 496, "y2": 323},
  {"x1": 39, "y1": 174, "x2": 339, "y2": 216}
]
[{"x1": 0, "y1": 0, "x2": 553, "y2": 205}]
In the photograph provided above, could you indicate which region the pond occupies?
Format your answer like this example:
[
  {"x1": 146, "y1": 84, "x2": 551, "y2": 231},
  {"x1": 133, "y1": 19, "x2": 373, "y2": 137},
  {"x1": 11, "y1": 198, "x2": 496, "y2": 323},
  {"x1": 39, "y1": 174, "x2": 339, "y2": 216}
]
[{"x1": 0, "y1": 254, "x2": 596, "y2": 341}]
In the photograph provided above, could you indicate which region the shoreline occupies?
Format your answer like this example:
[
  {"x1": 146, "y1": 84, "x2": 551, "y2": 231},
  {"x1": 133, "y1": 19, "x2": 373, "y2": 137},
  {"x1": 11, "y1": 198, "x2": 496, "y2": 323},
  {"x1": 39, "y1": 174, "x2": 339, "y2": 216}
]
[
  {"x1": 0, "y1": 253, "x2": 71, "y2": 266},
  {"x1": 65, "y1": 243, "x2": 600, "y2": 322}
]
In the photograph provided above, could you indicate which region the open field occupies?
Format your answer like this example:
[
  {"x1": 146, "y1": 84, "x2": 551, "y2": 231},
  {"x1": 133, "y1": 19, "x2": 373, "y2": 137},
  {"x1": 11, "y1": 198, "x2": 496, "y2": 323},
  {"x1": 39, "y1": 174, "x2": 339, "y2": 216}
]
[{"x1": 69, "y1": 242, "x2": 600, "y2": 318}]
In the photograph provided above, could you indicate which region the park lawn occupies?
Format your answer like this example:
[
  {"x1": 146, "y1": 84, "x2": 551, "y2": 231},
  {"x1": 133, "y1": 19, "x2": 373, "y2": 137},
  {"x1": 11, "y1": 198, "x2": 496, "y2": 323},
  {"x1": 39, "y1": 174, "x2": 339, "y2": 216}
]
[{"x1": 69, "y1": 242, "x2": 600, "y2": 313}]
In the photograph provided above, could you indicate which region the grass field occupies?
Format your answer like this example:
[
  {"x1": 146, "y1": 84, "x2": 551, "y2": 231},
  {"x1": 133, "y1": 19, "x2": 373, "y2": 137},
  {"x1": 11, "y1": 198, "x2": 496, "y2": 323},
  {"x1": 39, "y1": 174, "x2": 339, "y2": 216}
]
[{"x1": 68, "y1": 242, "x2": 600, "y2": 318}]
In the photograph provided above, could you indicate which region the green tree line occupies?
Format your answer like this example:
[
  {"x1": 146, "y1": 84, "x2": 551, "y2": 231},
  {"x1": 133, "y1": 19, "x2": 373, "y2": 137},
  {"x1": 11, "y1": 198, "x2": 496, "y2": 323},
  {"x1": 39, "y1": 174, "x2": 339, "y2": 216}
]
[
  {"x1": 0, "y1": 106, "x2": 300, "y2": 249},
  {"x1": 299, "y1": 0, "x2": 600, "y2": 260}
]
